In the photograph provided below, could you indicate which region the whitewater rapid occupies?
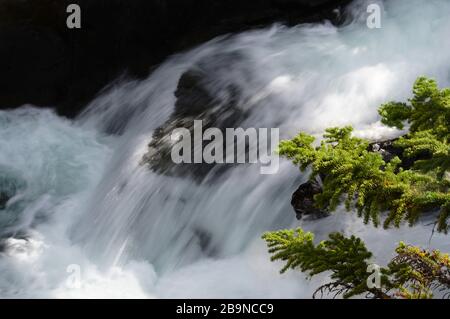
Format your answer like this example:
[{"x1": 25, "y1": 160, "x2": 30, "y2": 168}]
[{"x1": 0, "y1": 0, "x2": 449, "y2": 298}]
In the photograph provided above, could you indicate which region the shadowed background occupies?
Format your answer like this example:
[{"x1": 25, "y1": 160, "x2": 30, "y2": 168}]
[{"x1": 0, "y1": 0, "x2": 349, "y2": 117}]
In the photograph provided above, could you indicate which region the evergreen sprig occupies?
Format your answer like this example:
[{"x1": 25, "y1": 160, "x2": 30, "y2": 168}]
[
  {"x1": 262, "y1": 229, "x2": 377, "y2": 298},
  {"x1": 263, "y1": 229, "x2": 450, "y2": 299}
]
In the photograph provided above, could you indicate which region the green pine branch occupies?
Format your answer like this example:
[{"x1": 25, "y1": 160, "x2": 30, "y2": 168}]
[{"x1": 263, "y1": 229, "x2": 450, "y2": 299}]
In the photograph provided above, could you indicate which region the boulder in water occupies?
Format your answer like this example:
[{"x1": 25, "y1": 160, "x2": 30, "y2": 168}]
[
  {"x1": 0, "y1": 169, "x2": 22, "y2": 210},
  {"x1": 0, "y1": 192, "x2": 8, "y2": 210},
  {"x1": 291, "y1": 178, "x2": 328, "y2": 219},
  {"x1": 142, "y1": 53, "x2": 250, "y2": 181},
  {"x1": 368, "y1": 139, "x2": 430, "y2": 170}
]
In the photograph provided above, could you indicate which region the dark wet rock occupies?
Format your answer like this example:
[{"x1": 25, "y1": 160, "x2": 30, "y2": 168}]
[
  {"x1": 142, "y1": 53, "x2": 250, "y2": 181},
  {"x1": 0, "y1": 171, "x2": 22, "y2": 210},
  {"x1": 0, "y1": 232, "x2": 31, "y2": 253},
  {"x1": 368, "y1": 139, "x2": 431, "y2": 170},
  {"x1": 0, "y1": 0, "x2": 351, "y2": 117},
  {"x1": 0, "y1": 192, "x2": 9, "y2": 210},
  {"x1": 291, "y1": 178, "x2": 328, "y2": 219},
  {"x1": 0, "y1": 168, "x2": 27, "y2": 238},
  {"x1": 369, "y1": 139, "x2": 402, "y2": 164},
  {"x1": 193, "y1": 227, "x2": 219, "y2": 257}
]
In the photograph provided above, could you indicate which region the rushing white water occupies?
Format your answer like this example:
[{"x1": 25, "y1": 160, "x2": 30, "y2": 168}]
[{"x1": 0, "y1": 0, "x2": 450, "y2": 298}]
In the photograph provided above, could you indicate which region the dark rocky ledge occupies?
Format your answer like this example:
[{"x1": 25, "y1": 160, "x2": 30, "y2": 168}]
[
  {"x1": 0, "y1": 0, "x2": 351, "y2": 117},
  {"x1": 142, "y1": 52, "x2": 249, "y2": 181}
]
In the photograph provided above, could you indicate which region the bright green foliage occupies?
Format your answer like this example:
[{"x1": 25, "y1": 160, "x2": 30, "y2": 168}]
[
  {"x1": 262, "y1": 229, "x2": 384, "y2": 298},
  {"x1": 379, "y1": 77, "x2": 450, "y2": 178},
  {"x1": 395, "y1": 131, "x2": 450, "y2": 179},
  {"x1": 279, "y1": 126, "x2": 450, "y2": 231},
  {"x1": 379, "y1": 77, "x2": 450, "y2": 139},
  {"x1": 278, "y1": 77, "x2": 450, "y2": 232},
  {"x1": 378, "y1": 101, "x2": 411, "y2": 129},
  {"x1": 263, "y1": 228, "x2": 450, "y2": 299},
  {"x1": 387, "y1": 242, "x2": 450, "y2": 299},
  {"x1": 380, "y1": 77, "x2": 450, "y2": 231}
]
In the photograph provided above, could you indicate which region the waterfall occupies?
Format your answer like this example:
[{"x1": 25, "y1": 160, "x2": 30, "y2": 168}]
[{"x1": 0, "y1": 0, "x2": 449, "y2": 298}]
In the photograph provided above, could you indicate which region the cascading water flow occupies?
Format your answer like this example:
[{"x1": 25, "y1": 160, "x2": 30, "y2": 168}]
[{"x1": 0, "y1": 0, "x2": 449, "y2": 298}]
